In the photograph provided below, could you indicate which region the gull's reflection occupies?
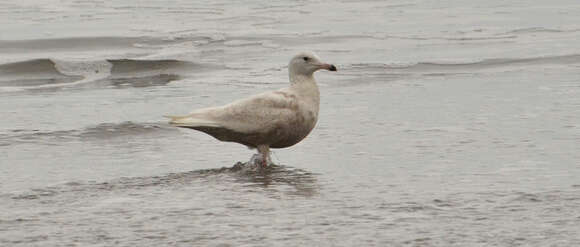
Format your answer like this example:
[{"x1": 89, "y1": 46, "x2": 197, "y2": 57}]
[{"x1": 227, "y1": 162, "x2": 320, "y2": 197}]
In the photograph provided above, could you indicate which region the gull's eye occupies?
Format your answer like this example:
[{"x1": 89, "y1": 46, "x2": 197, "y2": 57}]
[{"x1": 303, "y1": 57, "x2": 309, "y2": 62}]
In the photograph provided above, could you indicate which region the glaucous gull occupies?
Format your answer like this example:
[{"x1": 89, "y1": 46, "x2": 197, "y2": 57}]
[{"x1": 167, "y1": 52, "x2": 336, "y2": 167}]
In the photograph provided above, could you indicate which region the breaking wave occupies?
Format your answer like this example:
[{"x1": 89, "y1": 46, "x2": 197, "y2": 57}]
[{"x1": 0, "y1": 58, "x2": 205, "y2": 92}]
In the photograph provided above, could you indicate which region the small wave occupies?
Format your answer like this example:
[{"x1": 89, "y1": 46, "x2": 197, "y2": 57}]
[
  {"x1": 109, "y1": 74, "x2": 180, "y2": 88},
  {"x1": 368, "y1": 33, "x2": 516, "y2": 41},
  {"x1": 0, "y1": 36, "x2": 159, "y2": 53},
  {"x1": 444, "y1": 35, "x2": 516, "y2": 41},
  {"x1": 0, "y1": 129, "x2": 78, "y2": 146},
  {"x1": 0, "y1": 59, "x2": 84, "y2": 88},
  {"x1": 224, "y1": 39, "x2": 264, "y2": 47},
  {"x1": 0, "y1": 59, "x2": 61, "y2": 76},
  {"x1": 0, "y1": 58, "x2": 207, "y2": 92},
  {"x1": 107, "y1": 58, "x2": 197, "y2": 75},
  {"x1": 0, "y1": 58, "x2": 110, "y2": 91},
  {"x1": 0, "y1": 122, "x2": 177, "y2": 146},
  {"x1": 103, "y1": 59, "x2": 209, "y2": 88},
  {"x1": 79, "y1": 122, "x2": 176, "y2": 140},
  {"x1": 350, "y1": 54, "x2": 580, "y2": 73},
  {"x1": 501, "y1": 27, "x2": 579, "y2": 35}
]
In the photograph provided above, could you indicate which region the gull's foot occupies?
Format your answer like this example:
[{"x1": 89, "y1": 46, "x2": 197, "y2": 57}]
[
  {"x1": 249, "y1": 153, "x2": 264, "y2": 168},
  {"x1": 248, "y1": 153, "x2": 273, "y2": 169}
]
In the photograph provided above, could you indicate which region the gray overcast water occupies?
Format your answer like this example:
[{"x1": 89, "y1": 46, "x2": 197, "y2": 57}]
[{"x1": 1, "y1": 0, "x2": 580, "y2": 246}]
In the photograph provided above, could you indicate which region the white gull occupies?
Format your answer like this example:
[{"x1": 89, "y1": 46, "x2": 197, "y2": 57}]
[{"x1": 166, "y1": 52, "x2": 336, "y2": 167}]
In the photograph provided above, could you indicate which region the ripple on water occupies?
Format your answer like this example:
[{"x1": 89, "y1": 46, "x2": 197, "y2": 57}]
[
  {"x1": 0, "y1": 121, "x2": 178, "y2": 146},
  {"x1": 5, "y1": 162, "x2": 320, "y2": 201}
]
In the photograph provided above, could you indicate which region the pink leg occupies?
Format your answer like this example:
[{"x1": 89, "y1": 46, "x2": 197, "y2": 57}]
[
  {"x1": 262, "y1": 158, "x2": 267, "y2": 168},
  {"x1": 257, "y1": 145, "x2": 270, "y2": 168}
]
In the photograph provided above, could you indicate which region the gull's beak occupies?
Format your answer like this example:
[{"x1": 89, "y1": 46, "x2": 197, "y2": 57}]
[{"x1": 319, "y1": 63, "x2": 337, "y2": 71}]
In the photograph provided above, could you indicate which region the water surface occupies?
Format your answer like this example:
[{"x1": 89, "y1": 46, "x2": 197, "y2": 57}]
[{"x1": 1, "y1": 0, "x2": 580, "y2": 246}]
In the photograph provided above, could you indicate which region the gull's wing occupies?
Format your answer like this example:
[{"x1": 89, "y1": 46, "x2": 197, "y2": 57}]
[
  {"x1": 213, "y1": 89, "x2": 300, "y2": 133},
  {"x1": 168, "y1": 88, "x2": 299, "y2": 134}
]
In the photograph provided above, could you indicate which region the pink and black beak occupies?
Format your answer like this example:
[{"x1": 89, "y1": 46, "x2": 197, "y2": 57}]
[{"x1": 320, "y1": 63, "x2": 337, "y2": 71}]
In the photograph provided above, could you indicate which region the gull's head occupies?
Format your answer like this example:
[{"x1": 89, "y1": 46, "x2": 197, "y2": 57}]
[{"x1": 289, "y1": 52, "x2": 337, "y2": 77}]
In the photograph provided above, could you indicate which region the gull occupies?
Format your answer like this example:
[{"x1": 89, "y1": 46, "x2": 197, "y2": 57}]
[{"x1": 166, "y1": 52, "x2": 336, "y2": 167}]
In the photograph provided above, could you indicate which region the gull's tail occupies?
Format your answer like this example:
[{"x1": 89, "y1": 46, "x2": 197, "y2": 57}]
[{"x1": 164, "y1": 115, "x2": 222, "y2": 128}]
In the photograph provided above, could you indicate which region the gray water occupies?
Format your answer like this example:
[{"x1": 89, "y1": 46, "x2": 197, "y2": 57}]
[{"x1": 1, "y1": 0, "x2": 580, "y2": 246}]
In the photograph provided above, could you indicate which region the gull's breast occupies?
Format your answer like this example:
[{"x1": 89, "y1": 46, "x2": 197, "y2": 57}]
[{"x1": 270, "y1": 105, "x2": 318, "y2": 149}]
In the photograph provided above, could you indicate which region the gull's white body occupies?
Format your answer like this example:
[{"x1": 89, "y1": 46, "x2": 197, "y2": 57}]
[{"x1": 167, "y1": 52, "x2": 336, "y2": 166}]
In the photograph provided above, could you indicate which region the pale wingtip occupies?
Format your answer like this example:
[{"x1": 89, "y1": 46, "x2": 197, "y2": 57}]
[
  {"x1": 163, "y1": 115, "x2": 181, "y2": 124},
  {"x1": 164, "y1": 114, "x2": 222, "y2": 127}
]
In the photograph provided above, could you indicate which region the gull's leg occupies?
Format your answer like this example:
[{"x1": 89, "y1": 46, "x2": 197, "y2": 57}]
[{"x1": 257, "y1": 145, "x2": 270, "y2": 167}]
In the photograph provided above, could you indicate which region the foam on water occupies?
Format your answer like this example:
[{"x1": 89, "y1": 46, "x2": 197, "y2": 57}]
[
  {"x1": 52, "y1": 59, "x2": 113, "y2": 86},
  {"x1": 0, "y1": 59, "x2": 111, "y2": 91}
]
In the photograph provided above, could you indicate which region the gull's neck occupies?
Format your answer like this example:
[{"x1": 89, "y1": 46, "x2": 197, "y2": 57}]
[
  {"x1": 289, "y1": 72, "x2": 315, "y2": 85},
  {"x1": 289, "y1": 72, "x2": 320, "y2": 102}
]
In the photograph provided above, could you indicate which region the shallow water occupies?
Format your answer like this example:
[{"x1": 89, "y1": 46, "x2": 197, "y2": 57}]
[{"x1": 1, "y1": 0, "x2": 580, "y2": 246}]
